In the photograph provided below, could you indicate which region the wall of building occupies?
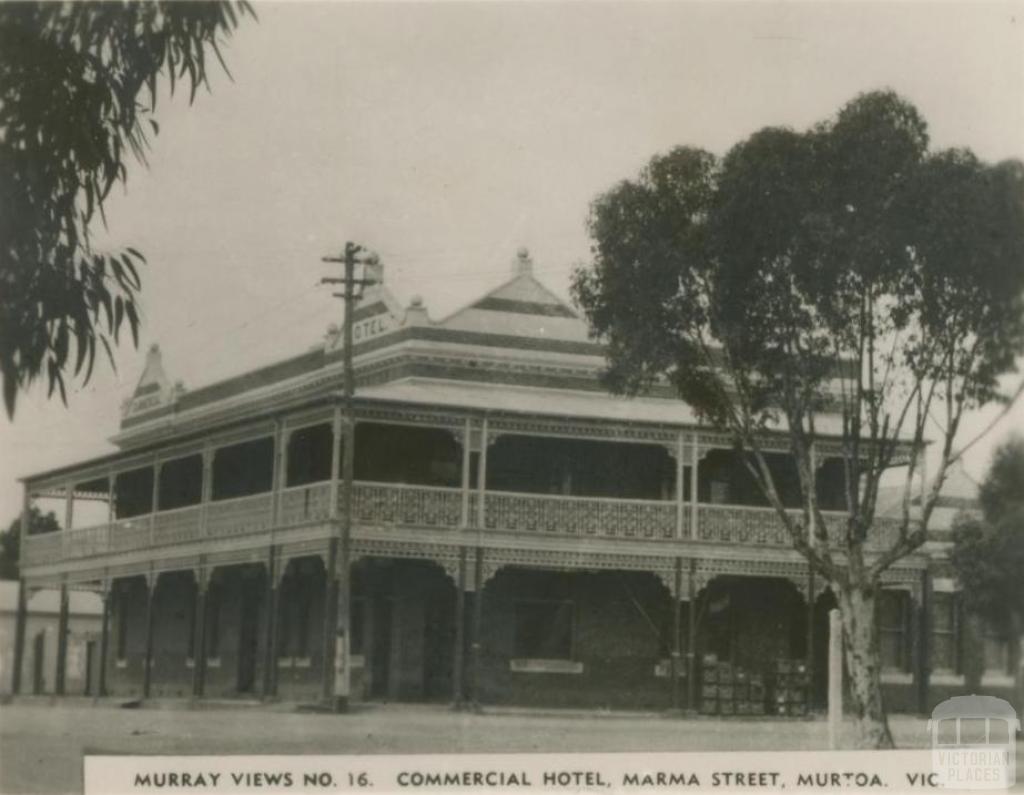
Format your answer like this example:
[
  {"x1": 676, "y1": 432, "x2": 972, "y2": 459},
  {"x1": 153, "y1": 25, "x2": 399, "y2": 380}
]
[{"x1": 1, "y1": 608, "x2": 101, "y2": 696}]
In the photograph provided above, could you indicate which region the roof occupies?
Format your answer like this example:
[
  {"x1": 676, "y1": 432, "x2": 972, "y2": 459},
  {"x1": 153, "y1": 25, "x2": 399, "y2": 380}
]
[
  {"x1": 0, "y1": 580, "x2": 103, "y2": 616},
  {"x1": 359, "y1": 376, "x2": 850, "y2": 436},
  {"x1": 439, "y1": 267, "x2": 590, "y2": 343},
  {"x1": 930, "y1": 695, "x2": 1020, "y2": 722}
]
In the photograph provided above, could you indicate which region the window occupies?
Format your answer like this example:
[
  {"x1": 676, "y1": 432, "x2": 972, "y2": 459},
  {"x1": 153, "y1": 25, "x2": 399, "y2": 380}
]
[
  {"x1": 983, "y1": 621, "x2": 1011, "y2": 675},
  {"x1": 931, "y1": 592, "x2": 959, "y2": 673},
  {"x1": 514, "y1": 599, "x2": 574, "y2": 660},
  {"x1": 878, "y1": 590, "x2": 909, "y2": 671}
]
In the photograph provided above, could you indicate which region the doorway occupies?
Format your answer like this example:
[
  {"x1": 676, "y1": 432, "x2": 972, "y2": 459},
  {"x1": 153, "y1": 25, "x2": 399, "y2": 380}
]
[
  {"x1": 369, "y1": 598, "x2": 392, "y2": 699},
  {"x1": 236, "y1": 576, "x2": 261, "y2": 693},
  {"x1": 84, "y1": 640, "x2": 96, "y2": 695}
]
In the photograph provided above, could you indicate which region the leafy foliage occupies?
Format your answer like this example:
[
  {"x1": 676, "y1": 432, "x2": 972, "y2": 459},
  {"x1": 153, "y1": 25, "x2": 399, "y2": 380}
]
[
  {"x1": 0, "y1": 506, "x2": 60, "y2": 580},
  {"x1": 952, "y1": 437, "x2": 1024, "y2": 635},
  {"x1": 0, "y1": 1, "x2": 253, "y2": 416},
  {"x1": 574, "y1": 91, "x2": 1024, "y2": 578},
  {"x1": 574, "y1": 91, "x2": 1024, "y2": 747}
]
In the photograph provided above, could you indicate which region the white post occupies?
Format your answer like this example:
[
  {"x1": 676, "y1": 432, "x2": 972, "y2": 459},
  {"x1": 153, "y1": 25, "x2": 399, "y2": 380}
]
[{"x1": 828, "y1": 608, "x2": 843, "y2": 749}]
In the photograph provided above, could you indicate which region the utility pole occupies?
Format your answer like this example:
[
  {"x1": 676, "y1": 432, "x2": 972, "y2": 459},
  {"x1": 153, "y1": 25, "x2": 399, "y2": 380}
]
[{"x1": 321, "y1": 241, "x2": 379, "y2": 712}]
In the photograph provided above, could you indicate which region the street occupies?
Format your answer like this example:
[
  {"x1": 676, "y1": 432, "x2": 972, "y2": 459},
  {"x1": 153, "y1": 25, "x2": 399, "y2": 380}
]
[{"x1": 0, "y1": 700, "x2": 959, "y2": 795}]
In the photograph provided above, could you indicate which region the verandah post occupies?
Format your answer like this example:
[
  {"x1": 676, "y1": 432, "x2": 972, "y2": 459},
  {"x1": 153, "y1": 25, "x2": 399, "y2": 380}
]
[
  {"x1": 97, "y1": 579, "x2": 111, "y2": 698},
  {"x1": 828, "y1": 607, "x2": 843, "y2": 749},
  {"x1": 452, "y1": 547, "x2": 467, "y2": 710},
  {"x1": 143, "y1": 572, "x2": 158, "y2": 699},
  {"x1": 190, "y1": 567, "x2": 209, "y2": 699},
  {"x1": 806, "y1": 565, "x2": 815, "y2": 708},
  {"x1": 12, "y1": 487, "x2": 30, "y2": 695},
  {"x1": 54, "y1": 583, "x2": 69, "y2": 696},
  {"x1": 686, "y1": 557, "x2": 698, "y2": 711},
  {"x1": 261, "y1": 546, "x2": 278, "y2": 699},
  {"x1": 671, "y1": 556, "x2": 683, "y2": 711}
]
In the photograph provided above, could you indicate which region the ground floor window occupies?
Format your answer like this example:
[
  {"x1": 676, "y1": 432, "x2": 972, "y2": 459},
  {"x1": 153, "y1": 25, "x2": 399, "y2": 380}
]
[
  {"x1": 983, "y1": 620, "x2": 1012, "y2": 675},
  {"x1": 514, "y1": 599, "x2": 574, "y2": 660},
  {"x1": 931, "y1": 592, "x2": 960, "y2": 673},
  {"x1": 878, "y1": 589, "x2": 910, "y2": 671}
]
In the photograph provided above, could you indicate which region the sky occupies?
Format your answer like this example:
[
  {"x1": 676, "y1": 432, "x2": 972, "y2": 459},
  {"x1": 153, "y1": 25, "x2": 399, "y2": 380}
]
[{"x1": 3, "y1": 1, "x2": 1024, "y2": 525}]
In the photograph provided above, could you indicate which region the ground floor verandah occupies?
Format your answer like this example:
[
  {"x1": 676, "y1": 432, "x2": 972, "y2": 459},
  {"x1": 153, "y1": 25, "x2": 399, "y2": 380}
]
[{"x1": 11, "y1": 538, "x2": 1014, "y2": 717}]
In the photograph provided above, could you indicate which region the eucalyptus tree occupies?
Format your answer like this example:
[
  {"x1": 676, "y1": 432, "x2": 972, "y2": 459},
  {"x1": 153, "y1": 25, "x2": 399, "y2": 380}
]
[
  {"x1": 573, "y1": 91, "x2": 1024, "y2": 747},
  {"x1": 1, "y1": 1, "x2": 253, "y2": 416}
]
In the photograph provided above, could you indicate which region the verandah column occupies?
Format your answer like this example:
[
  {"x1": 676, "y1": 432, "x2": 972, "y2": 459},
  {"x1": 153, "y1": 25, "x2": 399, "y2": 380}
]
[
  {"x1": 806, "y1": 566, "x2": 815, "y2": 707},
  {"x1": 452, "y1": 548, "x2": 467, "y2": 710},
  {"x1": 261, "y1": 546, "x2": 279, "y2": 699},
  {"x1": 12, "y1": 579, "x2": 28, "y2": 694},
  {"x1": 671, "y1": 557, "x2": 683, "y2": 711},
  {"x1": 914, "y1": 570, "x2": 932, "y2": 714},
  {"x1": 142, "y1": 570, "x2": 158, "y2": 699},
  {"x1": 690, "y1": 434, "x2": 700, "y2": 540},
  {"x1": 149, "y1": 457, "x2": 161, "y2": 544},
  {"x1": 97, "y1": 579, "x2": 111, "y2": 698},
  {"x1": 471, "y1": 547, "x2": 484, "y2": 710},
  {"x1": 321, "y1": 404, "x2": 343, "y2": 704},
  {"x1": 12, "y1": 487, "x2": 31, "y2": 694},
  {"x1": 191, "y1": 566, "x2": 210, "y2": 699},
  {"x1": 54, "y1": 583, "x2": 69, "y2": 696},
  {"x1": 686, "y1": 558, "x2": 698, "y2": 711},
  {"x1": 452, "y1": 417, "x2": 472, "y2": 708},
  {"x1": 469, "y1": 416, "x2": 488, "y2": 710}
]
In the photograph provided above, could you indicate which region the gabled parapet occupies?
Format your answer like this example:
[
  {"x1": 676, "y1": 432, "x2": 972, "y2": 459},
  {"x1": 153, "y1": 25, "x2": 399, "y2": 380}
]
[{"x1": 120, "y1": 344, "x2": 184, "y2": 422}]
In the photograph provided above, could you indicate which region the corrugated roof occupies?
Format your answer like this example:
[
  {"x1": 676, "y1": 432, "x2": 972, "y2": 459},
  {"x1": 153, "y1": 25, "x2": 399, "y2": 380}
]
[{"x1": 358, "y1": 376, "x2": 849, "y2": 436}]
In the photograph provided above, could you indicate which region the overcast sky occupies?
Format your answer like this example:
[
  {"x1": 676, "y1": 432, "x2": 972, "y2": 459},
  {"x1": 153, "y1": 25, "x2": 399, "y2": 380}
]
[{"x1": 4, "y1": 1, "x2": 1023, "y2": 525}]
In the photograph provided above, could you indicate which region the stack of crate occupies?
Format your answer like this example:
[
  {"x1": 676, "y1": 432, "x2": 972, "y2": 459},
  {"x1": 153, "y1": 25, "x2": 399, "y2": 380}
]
[
  {"x1": 699, "y1": 655, "x2": 720, "y2": 715},
  {"x1": 699, "y1": 656, "x2": 766, "y2": 715},
  {"x1": 771, "y1": 658, "x2": 810, "y2": 716},
  {"x1": 734, "y1": 670, "x2": 767, "y2": 715}
]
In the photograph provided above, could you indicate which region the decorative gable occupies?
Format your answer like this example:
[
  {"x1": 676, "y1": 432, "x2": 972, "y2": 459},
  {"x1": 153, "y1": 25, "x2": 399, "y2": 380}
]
[{"x1": 121, "y1": 344, "x2": 183, "y2": 420}]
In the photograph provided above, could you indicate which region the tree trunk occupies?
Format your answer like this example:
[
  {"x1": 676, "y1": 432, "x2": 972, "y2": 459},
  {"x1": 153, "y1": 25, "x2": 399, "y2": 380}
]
[{"x1": 836, "y1": 583, "x2": 895, "y2": 749}]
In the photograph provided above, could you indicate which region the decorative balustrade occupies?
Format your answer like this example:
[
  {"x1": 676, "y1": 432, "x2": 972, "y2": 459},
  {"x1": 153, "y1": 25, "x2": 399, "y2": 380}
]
[
  {"x1": 280, "y1": 482, "x2": 332, "y2": 525},
  {"x1": 24, "y1": 532, "x2": 63, "y2": 566},
  {"x1": 351, "y1": 482, "x2": 463, "y2": 529},
  {"x1": 152, "y1": 505, "x2": 203, "y2": 545},
  {"x1": 109, "y1": 517, "x2": 151, "y2": 552},
  {"x1": 62, "y1": 523, "x2": 110, "y2": 558},
  {"x1": 207, "y1": 493, "x2": 274, "y2": 538},
  {"x1": 698, "y1": 504, "x2": 793, "y2": 546},
  {"x1": 483, "y1": 491, "x2": 677, "y2": 539},
  {"x1": 18, "y1": 479, "x2": 917, "y2": 570}
]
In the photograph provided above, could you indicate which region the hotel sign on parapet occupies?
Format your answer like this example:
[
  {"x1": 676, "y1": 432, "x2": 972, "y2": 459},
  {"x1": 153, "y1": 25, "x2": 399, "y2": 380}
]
[{"x1": 324, "y1": 284, "x2": 404, "y2": 355}]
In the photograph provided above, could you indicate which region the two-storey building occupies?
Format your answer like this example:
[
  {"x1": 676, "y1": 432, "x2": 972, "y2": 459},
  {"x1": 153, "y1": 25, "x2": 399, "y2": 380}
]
[{"x1": 9, "y1": 250, "x2": 1017, "y2": 714}]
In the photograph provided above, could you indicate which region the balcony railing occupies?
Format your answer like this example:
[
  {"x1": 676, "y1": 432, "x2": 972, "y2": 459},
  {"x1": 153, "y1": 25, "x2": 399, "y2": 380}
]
[
  {"x1": 21, "y1": 480, "x2": 910, "y2": 567},
  {"x1": 352, "y1": 482, "x2": 463, "y2": 529},
  {"x1": 483, "y1": 491, "x2": 678, "y2": 539}
]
